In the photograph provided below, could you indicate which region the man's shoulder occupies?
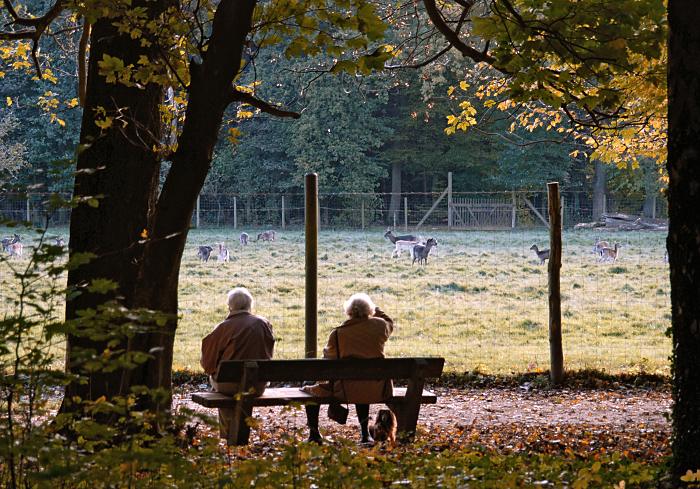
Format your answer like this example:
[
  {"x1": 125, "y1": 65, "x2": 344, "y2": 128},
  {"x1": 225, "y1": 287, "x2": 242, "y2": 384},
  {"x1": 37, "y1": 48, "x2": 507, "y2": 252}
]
[{"x1": 251, "y1": 314, "x2": 271, "y2": 325}]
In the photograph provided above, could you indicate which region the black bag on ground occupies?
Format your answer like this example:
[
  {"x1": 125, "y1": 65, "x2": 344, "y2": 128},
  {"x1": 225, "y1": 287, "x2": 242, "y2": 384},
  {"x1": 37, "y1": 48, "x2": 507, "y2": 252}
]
[{"x1": 327, "y1": 402, "x2": 349, "y2": 424}]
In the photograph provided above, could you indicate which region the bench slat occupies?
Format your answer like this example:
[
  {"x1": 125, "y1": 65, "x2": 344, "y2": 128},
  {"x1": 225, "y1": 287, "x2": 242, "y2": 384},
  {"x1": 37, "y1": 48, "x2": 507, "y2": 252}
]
[
  {"x1": 215, "y1": 357, "x2": 444, "y2": 383},
  {"x1": 191, "y1": 387, "x2": 438, "y2": 408}
]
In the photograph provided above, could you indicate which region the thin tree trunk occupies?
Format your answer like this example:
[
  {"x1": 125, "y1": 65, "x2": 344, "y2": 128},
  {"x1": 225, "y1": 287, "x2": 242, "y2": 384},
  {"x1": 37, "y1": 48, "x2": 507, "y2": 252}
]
[
  {"x1": 388, "y1": 161, "x2": 402, "y2": 225},
  {"x1": 668, "y1": 0, "x2": 700, "y2": 480},
  {"x1": 592, "y1": 159, "x2": 606, "y2": 220}
]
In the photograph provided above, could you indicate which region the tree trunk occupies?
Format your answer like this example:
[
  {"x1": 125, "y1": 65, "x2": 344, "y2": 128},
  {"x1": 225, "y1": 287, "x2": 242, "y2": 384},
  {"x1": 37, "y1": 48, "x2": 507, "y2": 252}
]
[
  {"x1": 668, "y1": 0, "x2": 700, "y2": 480},
  {"x1": 63, "y1": 0, "x2": 258, "y2": 412},
  {"x1": 125, "y1": 0, "x2": 258, "y2": 406},
  {"x1": 387, "y1": 161, "x2": 402, "y2": 225},
  {"x1": 63, "y1": 9, "x2": 164, "y2": 408},
  {"x1": 642, "y1": 160, "x2": 659, "y2": 218},
  {"x1": 592, "y1": 159, "x2": 606, "y2": 220}
]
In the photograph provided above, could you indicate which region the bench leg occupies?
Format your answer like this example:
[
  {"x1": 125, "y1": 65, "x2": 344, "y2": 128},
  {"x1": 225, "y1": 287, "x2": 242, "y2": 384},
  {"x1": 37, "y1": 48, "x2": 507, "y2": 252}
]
[
  {"x1": 386, "y1": 402, "x2": 421, "y2": 443},
  {"x1": 219, "y1": 403, "x2": 252, "y2": 446}
]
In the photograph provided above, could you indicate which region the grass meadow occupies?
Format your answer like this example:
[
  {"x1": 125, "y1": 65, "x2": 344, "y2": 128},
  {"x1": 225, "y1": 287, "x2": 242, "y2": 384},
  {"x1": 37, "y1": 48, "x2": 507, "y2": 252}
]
[{"x1": 1, "y1": 226, "x2": 671, "y2": 375}]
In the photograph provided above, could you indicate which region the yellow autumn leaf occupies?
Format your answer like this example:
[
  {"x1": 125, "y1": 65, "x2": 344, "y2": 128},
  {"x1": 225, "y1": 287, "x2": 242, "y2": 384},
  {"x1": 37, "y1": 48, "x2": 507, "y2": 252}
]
[
  {"x1": 680, "y1": 469, "x2": 700, "y2": 482},
  {"x1": 227, "y1": 127, "x2": 242, "y2": 144},
  {"x1": 95, "y1": 117, "x2": 113, "y2": 129},
  {"x1": 5, "y1": 96, "x2": 11, "y2": 106},
  {"x1": 140, "y1": 229, "x2": 148, "y2": 239},
  {"x1": 459, "y1": 81, "x2": 469, "y2": 90}
]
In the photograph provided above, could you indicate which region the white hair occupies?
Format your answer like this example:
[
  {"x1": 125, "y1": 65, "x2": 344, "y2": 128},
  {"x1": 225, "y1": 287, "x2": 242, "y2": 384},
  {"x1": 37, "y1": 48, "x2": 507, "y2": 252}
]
[
  {"x1": 227, "y1": 287, "x2": 254, "y2": 313},
  {"x1": 343, "y1": 293, "x2": 376, "y2": 319}
]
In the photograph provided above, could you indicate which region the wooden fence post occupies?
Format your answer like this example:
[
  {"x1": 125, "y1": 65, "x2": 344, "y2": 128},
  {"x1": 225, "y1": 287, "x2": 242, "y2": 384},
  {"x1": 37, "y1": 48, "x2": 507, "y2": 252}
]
[
  {"x1": 652, "y1": 195, "x2": 657, "y2": 219},
  {"x1": 26, "y1": 195, "x2": 31, "y2": 223},
  {"x1": 603, "y1": 194, "x2": 607, "y2": 215},
  {"x1": 305, "y1": 174, "x2": 318, "y2": 358},
  {"x1": 447, "y1": 172, "x2": 453, "y2": 229},
  {"x1": 511, "y1": 191, "x2": 517, "y2": 228},
  {"x1": 196, "y1": 195, "x2": 200, "y2": 228},
  {"x1": 281, "y1": 196, "x2": 286, "y2": 229},
  {"x1": 547, "y1": 182, "x2": 564, "y2": 385},
  {"x1": 233, "y1": 196, "x2": 237, "y2": 229},
  {"x1": 404, "y1": 196, "x2": 408, "y2": 230}
]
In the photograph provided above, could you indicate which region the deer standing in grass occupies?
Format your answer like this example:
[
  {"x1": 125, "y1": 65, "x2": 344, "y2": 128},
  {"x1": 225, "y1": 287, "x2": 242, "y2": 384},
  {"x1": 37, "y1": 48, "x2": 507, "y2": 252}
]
[
  {"x1": 598, "y1": 243, "x2": 621, "y2": 263},
  {"x1": 530, "y1": 244, "x2": 549, "y2": 265}
]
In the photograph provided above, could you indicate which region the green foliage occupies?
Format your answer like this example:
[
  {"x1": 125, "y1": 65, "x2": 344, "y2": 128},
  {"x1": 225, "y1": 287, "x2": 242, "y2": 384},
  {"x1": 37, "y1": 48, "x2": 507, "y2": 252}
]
[
  {"x1": 223, "y1": 439, "x2": 662, "y2": 488},
  {"x1": 0, "y1": 215, "x2": 225, "y2": 488}
]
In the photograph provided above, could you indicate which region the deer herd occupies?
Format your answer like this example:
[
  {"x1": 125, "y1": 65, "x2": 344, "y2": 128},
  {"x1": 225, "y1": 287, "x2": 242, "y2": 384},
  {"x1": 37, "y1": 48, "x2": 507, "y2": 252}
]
[
  {"x1": 0, "y1": 229, "x2": 658, "y2": 268},
  {"x1": 529, "y1": 236, "x2": 624, "y2": 265}
]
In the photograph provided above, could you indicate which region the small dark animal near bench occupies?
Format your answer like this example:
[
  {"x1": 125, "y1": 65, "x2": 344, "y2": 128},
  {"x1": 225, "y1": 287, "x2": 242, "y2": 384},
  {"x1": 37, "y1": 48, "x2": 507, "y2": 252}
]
[{"x1": 191, "y1": 357, "x2": 445, "y2": 445}]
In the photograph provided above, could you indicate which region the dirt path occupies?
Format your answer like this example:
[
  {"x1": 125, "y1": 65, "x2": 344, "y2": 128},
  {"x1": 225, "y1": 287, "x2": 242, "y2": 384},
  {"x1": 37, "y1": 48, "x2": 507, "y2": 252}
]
[{"x1": 175, "y1": 386, "x2": 671, "y2": 460}]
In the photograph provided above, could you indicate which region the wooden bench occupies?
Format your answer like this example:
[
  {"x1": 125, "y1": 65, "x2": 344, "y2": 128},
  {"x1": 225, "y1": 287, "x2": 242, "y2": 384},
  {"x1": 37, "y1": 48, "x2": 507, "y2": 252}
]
[{"x1": 191, "y1": 357, "x2": 445, "y2": 445}]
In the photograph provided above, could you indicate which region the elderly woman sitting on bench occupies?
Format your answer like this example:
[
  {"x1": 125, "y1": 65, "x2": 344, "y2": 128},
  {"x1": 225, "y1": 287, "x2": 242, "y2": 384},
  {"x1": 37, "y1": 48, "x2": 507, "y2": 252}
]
[
  {"x1": 301, "y1": 292, "x2": 394, "y2": 444},
  {"x1": 201, "y1": 287, "x2": 275, "y2": 444}
]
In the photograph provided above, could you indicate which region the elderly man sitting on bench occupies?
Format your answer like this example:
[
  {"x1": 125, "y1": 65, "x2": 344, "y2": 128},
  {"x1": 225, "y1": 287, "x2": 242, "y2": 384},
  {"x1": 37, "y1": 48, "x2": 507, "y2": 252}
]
[{"x1": 201, "y1": 287, "x2": 275, "y2": 444}]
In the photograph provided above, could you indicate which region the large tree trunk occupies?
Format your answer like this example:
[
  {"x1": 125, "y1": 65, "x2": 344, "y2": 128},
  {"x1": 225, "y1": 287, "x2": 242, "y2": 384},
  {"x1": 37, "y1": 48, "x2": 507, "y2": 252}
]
[
  {"x1": 63, "y1": 9, "x2": 164, "y2": 408},
  {"x1": 125, "y1": 0, "x2": 258, "y2": 404},
  {"x1": 591, "y1": 159, "x2": 606, "y2": 220},
  {"x1": 64, "y1": 0, "x2": 258, "y2": 411},
  {"x1": 668, "y1": 0, "x2": 700, "y2": 480},
  {"x1": 387, "y1": 161, "x2": 402, "y2": 225}
]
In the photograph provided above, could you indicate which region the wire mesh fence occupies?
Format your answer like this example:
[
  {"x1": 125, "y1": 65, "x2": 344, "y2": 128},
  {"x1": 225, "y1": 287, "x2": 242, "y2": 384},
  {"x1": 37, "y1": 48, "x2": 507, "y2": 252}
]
[
  {"x1": 173, "y1": 226, "x2": 669, "y2": 374},
  {"x1": 0, "y1": 190, "x2": 667, "y2": 230},
  {"x1": 0, "y1": 190, "x2": 670, "y2": 374}
]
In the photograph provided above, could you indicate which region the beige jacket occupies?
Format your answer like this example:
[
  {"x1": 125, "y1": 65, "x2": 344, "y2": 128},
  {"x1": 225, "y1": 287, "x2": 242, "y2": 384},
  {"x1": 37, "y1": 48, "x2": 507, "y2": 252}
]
[
  {"x1": 201, "y1": 311, "x2": 274, "y2": 395},
  {"x1": 323, "y1": 308, "x2": 394, "y2": 404}
]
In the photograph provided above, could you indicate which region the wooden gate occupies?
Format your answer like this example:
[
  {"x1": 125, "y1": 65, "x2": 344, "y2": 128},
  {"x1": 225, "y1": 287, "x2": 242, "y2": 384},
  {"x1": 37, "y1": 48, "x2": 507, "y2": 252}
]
[{"x1": 451, "y1": 195, "x2": 515, "y2": 229}]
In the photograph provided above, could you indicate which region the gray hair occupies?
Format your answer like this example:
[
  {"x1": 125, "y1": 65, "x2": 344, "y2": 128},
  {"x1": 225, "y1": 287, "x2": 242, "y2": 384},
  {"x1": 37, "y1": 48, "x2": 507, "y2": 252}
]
[
  {"x1": 343, "y1": 293, "x2": 376, "y2": 319},
  {"x1": 227, "y1": 287, "x2": 254, "y2": 313}
]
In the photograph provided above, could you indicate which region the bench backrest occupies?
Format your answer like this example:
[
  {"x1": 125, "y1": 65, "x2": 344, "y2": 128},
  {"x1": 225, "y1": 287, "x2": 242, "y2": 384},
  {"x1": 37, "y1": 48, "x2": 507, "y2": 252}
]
[{"x1": 214, "y1": 357, "x2": 445, "y2": 384}]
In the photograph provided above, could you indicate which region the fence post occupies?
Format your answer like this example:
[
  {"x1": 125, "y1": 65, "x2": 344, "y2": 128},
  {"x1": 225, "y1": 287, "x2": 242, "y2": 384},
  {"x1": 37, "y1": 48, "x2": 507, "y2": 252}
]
[
  {"x1": 196, "y1": 195, "x2": 200, "y2": 228},
  {"x1": 652, "y1": 195, "x2": 657, "y2": 219},
  {"x1": 547, "y1": 182, "x2": 564, "y2": 385},
  {"x1": 602, "y1": 193, "x2": 607, "y2": 215},
  {"x1": 361, "y1": 200, "x2": 365, "y2": 230},
  {"x1": 233, "y1": 196, "x2": 237, "y2": 229},
  {"x1": 404, "y1": 196, "x2": 408, "y2": 230},
  {"x1": 447, "y1": 172, "x2": 453, "y2": 229},
  {"x1": 26, "y1": 195, "x2": 31, "y2": 223},
  {"x1": 305, "y1": 174, "x2": 318, "y2": 359},
  {"x1": 393, "y1": 210, "x2": 396, "y2": 229},
  {"x1": 511, "y1": 191, "x2": 516, "y2": 228},
  {"x1": 281, "y1": 196, "x2": 286, "y2": 229}
]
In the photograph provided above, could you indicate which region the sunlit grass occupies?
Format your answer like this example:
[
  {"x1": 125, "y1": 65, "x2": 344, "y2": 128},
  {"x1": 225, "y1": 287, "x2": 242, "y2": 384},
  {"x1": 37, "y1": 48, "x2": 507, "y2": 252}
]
[{"x1": 1, "y1": 226, "x2": 670, "y2": 375}]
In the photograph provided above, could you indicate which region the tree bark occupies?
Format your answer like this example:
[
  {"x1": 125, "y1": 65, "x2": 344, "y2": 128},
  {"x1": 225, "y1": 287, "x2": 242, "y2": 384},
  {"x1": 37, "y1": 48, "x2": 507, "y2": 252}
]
[
  {"x1": 642, "y1": 160, "x2": 659, "y2": 218},
  {"x1": 592, "y1": 159, "x2": 606, "y2": 220},
  {"x1": 388, "y1": 161, "x2": 402, "y2": 224},
  {"x1": 668, "y1": 0, "x2": 700, "y2": 480},
  {"x1": 125, "y1": 0, "x2": 258, "y2": 404},
  {"x1": 63, "y1": 7, "x2": 164, "y2": 408},
  {"x1": 63, "y1": 0, "x2": 259, "y2": 411}
]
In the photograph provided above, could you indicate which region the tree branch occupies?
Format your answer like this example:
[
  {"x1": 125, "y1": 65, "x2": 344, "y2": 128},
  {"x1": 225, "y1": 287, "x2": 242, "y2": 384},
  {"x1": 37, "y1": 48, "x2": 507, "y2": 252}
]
[
  {"x1": 0, "y1": 0, "x2": 66, "y2": 76},
  {"x1": 230, "y1": 90, "x2": 301, "y2": 118},
  {"x1": 421, "y1": 0, "x2": 498, "y2": 66}
]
